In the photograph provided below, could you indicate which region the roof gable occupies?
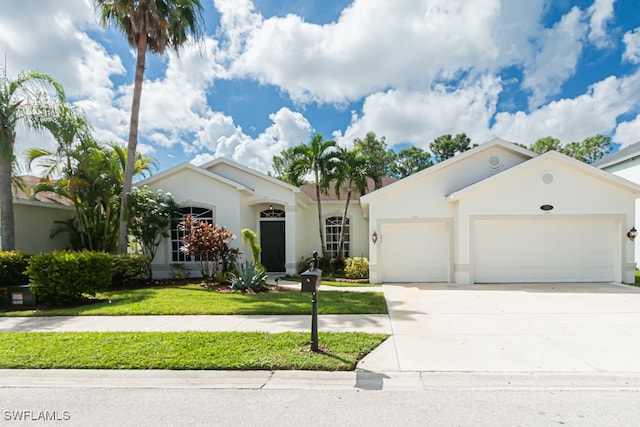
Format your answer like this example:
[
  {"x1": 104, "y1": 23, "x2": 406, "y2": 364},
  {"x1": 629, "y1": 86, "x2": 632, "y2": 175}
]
[
  {"x1": 136, "y1": 162, "x2": 253, "y2": 193},
  {"x1": 449, "y1": 150, "x2": 640, "y2": 200},
  {"x1": 361, "y1": 137, "x2": 536, "y2": 203},
  {"x1": 200, "y1": 157, "x2": 300, "y2": 192}
]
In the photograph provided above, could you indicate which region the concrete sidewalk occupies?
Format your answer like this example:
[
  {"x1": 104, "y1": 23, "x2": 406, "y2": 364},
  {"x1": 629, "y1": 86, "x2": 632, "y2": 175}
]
[{"x1": 0, "y1": 314, "x2": 391, "y2": 334}]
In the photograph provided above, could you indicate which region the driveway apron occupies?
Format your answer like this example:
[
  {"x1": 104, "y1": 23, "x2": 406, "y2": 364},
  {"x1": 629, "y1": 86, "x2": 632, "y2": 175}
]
[{"x1": 357, "y1": 282, "x2": 640, "y2": 373}]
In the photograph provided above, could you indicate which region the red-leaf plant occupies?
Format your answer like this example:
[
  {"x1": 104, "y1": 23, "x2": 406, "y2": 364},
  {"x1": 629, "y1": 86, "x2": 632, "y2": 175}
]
[{"x1": 179, "y1": 214, "x2": 238, "y2": 281}]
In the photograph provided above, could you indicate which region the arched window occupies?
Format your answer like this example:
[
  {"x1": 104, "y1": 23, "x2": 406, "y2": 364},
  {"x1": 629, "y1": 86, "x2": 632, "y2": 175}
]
[
  {"x1": 325, "y1": 216, "x2": 350, "y2": 258},
  {"x1": 260, "y1": 209, "x2": 285, "y2": 218},
  {"x1": 171, "y1": 206, "x2": 215, "y2": 262}
]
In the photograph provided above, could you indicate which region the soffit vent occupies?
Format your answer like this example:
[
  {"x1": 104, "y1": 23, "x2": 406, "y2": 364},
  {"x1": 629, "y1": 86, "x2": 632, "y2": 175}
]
[
  {"x1": 541, "y1": 172, "x2": 554, "y2": 184},
  {"x1": 488, "y1": 155, "x2": 501, "y2": 169}
]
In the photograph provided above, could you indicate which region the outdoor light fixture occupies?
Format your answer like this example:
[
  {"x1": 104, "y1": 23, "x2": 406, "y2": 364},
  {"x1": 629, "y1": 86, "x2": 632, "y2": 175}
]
[
  {"x1": 268, "y1": 203, "x2": 273, "y2": 210},
  {"x1": 371, "y1": 230, "x2": 378, "y2": 244},
  {"x1": 628, "y1": 227, "x2": 637, "y2": 241}
]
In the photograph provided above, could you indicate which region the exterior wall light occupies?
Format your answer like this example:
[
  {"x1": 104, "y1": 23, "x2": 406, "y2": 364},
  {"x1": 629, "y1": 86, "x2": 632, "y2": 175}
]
[
  {"x1": 268, "y1": 203, "x2": 273, "y2": 210},
  {"x1": 371, "y1": 230, "x2": 378, "y2": 244},
  {"x1": 628, "y1": 227, "x2": 637, "y2": 241}
]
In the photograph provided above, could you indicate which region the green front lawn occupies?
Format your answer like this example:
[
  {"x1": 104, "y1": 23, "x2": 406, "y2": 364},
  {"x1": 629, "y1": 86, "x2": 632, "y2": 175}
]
[
  {"x1": 0, "y1": 331, "x2": 387, "y2": 370},
  {"x1": 635, "y1": 270, "x2": 640, "y2": 285},
  {"x1": 0, "y1": 285, "x2": 387, "y2": 317}
]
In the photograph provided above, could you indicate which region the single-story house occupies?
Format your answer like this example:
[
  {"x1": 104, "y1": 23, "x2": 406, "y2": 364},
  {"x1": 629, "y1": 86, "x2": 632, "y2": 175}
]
[
  {"x1": 137, "y1": 157, "x2": 390, "y2": 278},
  {"x1": 593, "y1": 141, "x2": 640, "y2": 266},
  {"x1": 6, "y1": 138, "x2": 639, "y2": 284}
]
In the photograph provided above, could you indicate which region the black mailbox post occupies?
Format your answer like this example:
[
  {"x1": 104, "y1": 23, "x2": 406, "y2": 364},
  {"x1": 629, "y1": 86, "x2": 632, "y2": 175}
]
[{"x1": 300, "y1": 251, "x2": 322, "y2": 352}]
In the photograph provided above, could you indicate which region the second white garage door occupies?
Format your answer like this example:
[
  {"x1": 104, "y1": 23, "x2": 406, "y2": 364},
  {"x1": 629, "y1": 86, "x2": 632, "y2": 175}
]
[
  {"x1": 380, "y1": 222, "x2": 450, "y2": 282},
  {"x1": 473, "y1": 218, "x2": 618, "y2": 283}
]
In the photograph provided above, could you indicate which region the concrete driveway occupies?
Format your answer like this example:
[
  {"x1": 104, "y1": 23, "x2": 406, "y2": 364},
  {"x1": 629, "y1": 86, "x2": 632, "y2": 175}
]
[{"x1": 357, "y1": 282, "x2": 640, "y2": 373}]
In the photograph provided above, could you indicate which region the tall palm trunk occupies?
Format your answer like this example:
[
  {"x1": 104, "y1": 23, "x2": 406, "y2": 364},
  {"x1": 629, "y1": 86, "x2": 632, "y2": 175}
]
[
  {"x1": 118, "y1": 31, "x2": 148, "y2": 254},
  {"x1": 315, "y1": 170, "x2": 328, "y2": 259},
  {"x1": 0, "y1": 154, "x2": 15, "y2": 250},
  {"x1": 337, "y1": 187, "x2": 352, "y2": 259}
]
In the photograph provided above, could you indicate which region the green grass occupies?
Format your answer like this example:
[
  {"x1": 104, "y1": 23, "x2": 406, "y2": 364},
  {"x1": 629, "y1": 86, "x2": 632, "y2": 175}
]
[
  {"x1": 0, "y1": 285, "x2": 387, "y2": 317},
  {"x1": 634, "y1": 270, "x2": 640, "y2": 285},
  {"x1": 0, "y1": 331, "x2": 388, "y2": 370}
]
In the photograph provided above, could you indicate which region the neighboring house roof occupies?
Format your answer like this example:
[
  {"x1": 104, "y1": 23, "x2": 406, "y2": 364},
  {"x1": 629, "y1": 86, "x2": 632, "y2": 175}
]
[
  {"x1": 592, "y1": 141, "x2": 640, "y2": 169},
  {"x1": 12, "y1": 175, "x2": 74, "y2": 207},
  {"x1": 448, "y1": 150, "x2": 640, "y2": 200},
  {"x1": 361, "y1": 137, "x2": 536, "y2": 203},
  {"x1": 135, "y1": 162, "x2": 254, "y2": 193},
  {"x1": 300, "y1": 177, "x2": 399, "y2": 201}
]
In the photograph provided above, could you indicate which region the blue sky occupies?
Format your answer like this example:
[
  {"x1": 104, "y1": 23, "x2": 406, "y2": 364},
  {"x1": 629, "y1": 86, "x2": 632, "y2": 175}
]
[{"x1": 1, "y1": 0, "x2": 640, "y2": 174}]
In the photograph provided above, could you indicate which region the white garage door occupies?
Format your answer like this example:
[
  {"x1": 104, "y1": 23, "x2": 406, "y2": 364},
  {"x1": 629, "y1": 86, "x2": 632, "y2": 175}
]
[
  {"x1": 473, "y1": 218, "x2": 618, "y2": 283},
  {"x1": 380, "y1": 222, "x2": 450, "y2": 282}
]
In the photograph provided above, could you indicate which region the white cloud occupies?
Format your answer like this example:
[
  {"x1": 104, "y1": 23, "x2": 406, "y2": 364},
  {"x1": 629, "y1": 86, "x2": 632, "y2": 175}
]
[
  {"x1": 214, "y1": 0, "x2": 263, "y2": 61},
  {"x1": 0, "y1": 0, "x2": 123, "y2": 98},
  {"x1": 191, "y1": 107, "x2": 312, "y2": 173},
  {"x1": 228, "y1": 0, "x2": 546, "y2": 104},
  {"x1": 623, "y1": 28, "x2": 640, "y2": 64},
  {"x1": 614, "y1": 114, "x2": 640, "y2": 145},
  {"x1": 492, "y1": 70, "x2": 640, "y2": 145},
  {"x1": 4, "y1": 0, "x2": 639, "y2": 179},
  {"x1": 337, "y1": 75, "x2": 502, "y2": 149},
  {"x1": 587, "y1": 0, "x2": 616, "y2": 49},
  {"x1": 522, "y1": 7, "x2": 587, "y2": 109},
  {"x1": 0, "y1": 0, "x2": 128, "y2": 157}
]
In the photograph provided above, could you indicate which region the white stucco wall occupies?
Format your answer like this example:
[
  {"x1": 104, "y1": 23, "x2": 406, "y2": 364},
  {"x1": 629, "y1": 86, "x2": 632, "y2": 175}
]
[
  {"x1": 452, "y1": 156, "x2": 636, "y2": 284},
  {"x1": 364, "y1": 144, "x2": 531, "y2": 283},
  {"x1": 142, "y1": 167, "x2": 243, "y2": 275}
]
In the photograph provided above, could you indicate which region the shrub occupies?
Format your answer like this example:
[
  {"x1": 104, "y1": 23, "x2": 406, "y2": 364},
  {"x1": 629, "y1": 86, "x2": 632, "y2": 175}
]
[
  {"x1": 344, "y1": 257, "x2": 369, "y2": 279},
  {"x1": 0, "y1": 251, "x2": 30, "y2": 286},
  {"x1": 27, "y1": 251, "x2": 113, "y2": 305},
  {"x1": 110, "y1": 254, "x2": 151, "y2": 288},
  {"x1": 229, "y1": 260, "x2": 268, "y2": 292},
  {"x1": 179, "y1": 215, "x2": 238, "y2": 280}
]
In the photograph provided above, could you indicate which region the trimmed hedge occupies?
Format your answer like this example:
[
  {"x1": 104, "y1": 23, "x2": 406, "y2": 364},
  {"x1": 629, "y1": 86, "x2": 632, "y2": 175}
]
[
  {"x1": 110, "y1": 254, "x2": 151, "y2": 288},
  {"x1": 27, "y1": 251, "x2": 113, "y2": 305},
  {"x1": 345, "y1": 257, "x2": 369, "y2": 279},
  {"x1": 0, "y1": 251, "x2": 30, "y2": 286}
]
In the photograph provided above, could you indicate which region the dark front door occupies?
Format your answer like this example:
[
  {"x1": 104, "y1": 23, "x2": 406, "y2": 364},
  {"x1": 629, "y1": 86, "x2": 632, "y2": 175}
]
[{"x1": 260, "y1": 221, "x2": 285, "y2": 272}]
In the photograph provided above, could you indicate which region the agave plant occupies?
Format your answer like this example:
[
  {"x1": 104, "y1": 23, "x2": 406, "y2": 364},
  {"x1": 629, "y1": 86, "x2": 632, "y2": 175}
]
[{"x1": 229, "y1": 260, "x2": 268, "y2": 292}]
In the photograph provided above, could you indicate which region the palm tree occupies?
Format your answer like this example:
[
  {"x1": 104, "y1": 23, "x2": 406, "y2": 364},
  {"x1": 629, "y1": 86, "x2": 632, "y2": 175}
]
[
  {"x1": 25, "y1": 103, "x2": 92, "y2": 180},
  {"x1": 94, "y1": 0, "x2": 206, "y2": 253},
  {"x1": 291, "y1": 134, "x2": 339, "y2": 259},
  {"x1": 0, "y1": 67, "x2": 66, "y2": 250},
  {"x1": 32, "y1": 139, "x2": 156, "y2": 252},
  {"x1": 333, "y1": 147, "x2": 370, "y2": 260},
  {"x1": 271, "y1": 147, "x2": 307, "y2": 186}
]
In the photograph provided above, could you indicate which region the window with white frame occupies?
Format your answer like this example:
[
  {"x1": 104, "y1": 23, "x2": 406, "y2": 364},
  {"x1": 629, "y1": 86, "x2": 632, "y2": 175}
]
[
  {"x1": 325, "y1": 216, "x2": 350, "y2": 258},
  {"x1": 171, "y1": 206, "x2": 215, "y2": 262}
]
